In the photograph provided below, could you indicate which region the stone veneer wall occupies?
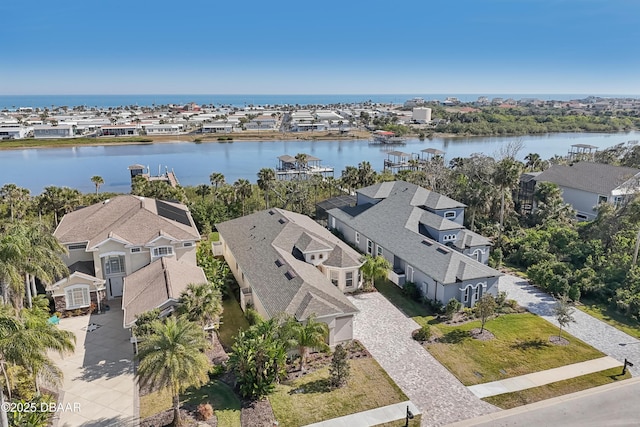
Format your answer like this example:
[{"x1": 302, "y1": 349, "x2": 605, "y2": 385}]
[{"x1": 53, "y1": 290, "x2": 106, "y2": 315}]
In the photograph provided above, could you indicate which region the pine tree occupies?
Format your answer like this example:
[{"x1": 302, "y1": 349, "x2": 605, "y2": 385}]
[{"x1": 329, "y1": 344, "x2": 350, "y2": 388}]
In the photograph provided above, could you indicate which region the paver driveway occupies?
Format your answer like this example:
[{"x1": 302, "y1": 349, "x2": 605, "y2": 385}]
[
  {"x1": 349, "y1": 292, "x2": 497, "y2": 427},
  {"x1": 49, "y1": 299, "x2": 138, "y2": 426},
  {"x1": 499, "y1": 274, "x2": 640, "y2": 377}
]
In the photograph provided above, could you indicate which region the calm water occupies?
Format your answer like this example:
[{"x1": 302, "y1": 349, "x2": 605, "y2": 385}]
[
  {"x1": 2, "y1": 94, "x2": 635, "y2": 110},
  {"x1": 1, "y1": 131, "x2": 638, "y2": 194}
]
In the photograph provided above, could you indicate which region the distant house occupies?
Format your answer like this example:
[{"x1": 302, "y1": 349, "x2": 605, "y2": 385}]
[
  {"x1": 49, "y1": 195, "x2": 202, "y2": 324},
  {"x1": 143, "y1": 124, "x2": 183, "y2": 135},
  {"x1": 33, "y1": 124, "x2": 74, "y2": 138},
  {"x1": 521, "y1": 162, "x2": 640, "y2": 220},
  {"x1": 327, "y1": 181, "x2": 501, "y2": 307},
  {"x1": 100, "y1": 124, "x2": 140, "y2": 136},
  {"x1": 216, "y1": 209, "x2": 361, "y2": 345},
  {"x1": 0, "y1": 126, "x2": 31, "y2": 140},
  {"x1": 202, "y1": 122, "x2": 234, "y2": 133}
]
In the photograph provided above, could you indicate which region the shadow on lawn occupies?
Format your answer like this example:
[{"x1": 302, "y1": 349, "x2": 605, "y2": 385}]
[
  {"x1": 289, "y1": 378, "x2": 332, "y2": 395},
  {"x1": 511, "y1": 339, "x2": 550, "y2": 351},
  {"x1": 439, "y1": 330, "x2": 469, "y2": 344}
]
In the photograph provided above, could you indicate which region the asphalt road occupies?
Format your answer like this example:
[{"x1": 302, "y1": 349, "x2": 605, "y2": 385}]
[{"x1": 448, "y1": 378, "x2": 640, "y2": 427}]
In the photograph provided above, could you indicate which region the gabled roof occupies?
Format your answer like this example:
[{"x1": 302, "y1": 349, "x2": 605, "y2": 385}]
[
  {"x1": 535, "y1": 162, "x2": 640, "y2": 195},
  {"x1": 54, "y1": 195, "x2": 200, "y2": 248},
  {"x1": 328, "y1": 182, "x2": 500, "y2": 285},
  {"x1": 295, "y1": 232, "x2": 332, "y2": 253},
  {"x1": 122, "y1": 257, "x2": 207, "y2": 327},
  {"x1": 216, "y1": 209, "x2": 359, "y2": 321},
  {"x1": 357, "y1": 181, "x2": 465, "y2": 210}
]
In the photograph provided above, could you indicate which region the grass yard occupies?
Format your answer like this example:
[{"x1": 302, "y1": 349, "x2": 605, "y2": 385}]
[
  {"x1": 578, "y1": 299, "x2": 640, "y2": 340},
  {"x1": 483, "y1": 367, "x2": 631, "y2": 409},
  {"x1": 218, "y1": 292, "x2": 250, "y2": 350},
  {"x1": 269, "y1": 358, "x2": 408, "y2": 427},
  {"x1": 373, "y1": 415, "x2": 422, "y2": 427},
  {"x1": 140, "y1": 380, "x2": 241, "y2": 427},
  {"x1": 423, "y1": 313, "x2": 605, "y2": 385},
  {"x1": 374, "y1": 278, "x2": 435, "y2": 322}
]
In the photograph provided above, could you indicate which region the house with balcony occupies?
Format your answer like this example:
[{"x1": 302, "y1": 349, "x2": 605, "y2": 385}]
[
  {"x1": 327, "y1": 181, "x2": 501, "y2": 307},
  {"x1": 49, "y1": 195, "x2": 204, "y2": 324},
  {"x1": 216, "y1": 208, "x2": 361, "y2": 345},
  {"x1": 518, "y1": 162, "x2": 640, "y2": 221}
]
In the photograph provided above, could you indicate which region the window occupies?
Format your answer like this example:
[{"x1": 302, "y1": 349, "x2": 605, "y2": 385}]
[
  {"x1": 444, "y1": 211, "x2": 456, "y2": 219},
  {"x1": 65, "y1": 285, "x2": 90, "y2": 309},
  {"x1": 104, "y1": 255, "x2": 125, "y2": 275},
  {"x1": 330, "y1": 270, "x2": 339, "y2": 286},
  {"x1": 475, "y1": 286, "x2": 480, "y2": 300},
  {"x1": 346, "y1": 271, "x2": 354, "y2": 287},
  {"x1": 68, "y1": 243, "x2": 87, "y2": 251},
  {"x1": 598, "y1": 195, "x2": 608, "y2": 204},
  {"x1": 367, "y1": 239, "x2": 373, "y2": 255},
  {"x1": 376, "y1": 245, "x2": 383, "y2": 257},
  {"x1": 464, "y1": 286, "x2": 470, "y2": 303},
  {"x1": 183, "y1": 242, "x2": 193, "y2": 247},
  {"x1": 355, "y1": 232, "x2": 360, "y2": 244},
  {"x1": 130, "y1": 247, "x2": 141, "y2": 254},
  {"x1": 310, "y1": 254, "x2": 315, "y2": 260},
  {"x1": 443, "y1": 234, "x2": 456, "y2": 242},
  {"x1": 152, "y1": 246, "x2": 174, "y2": 258},
  {"x1": 471, "y1": 249, "x2": 481, "y2": 261},
  {"x1": 406, "y1": 265, "x2": 414, "y2": 282},
  {"x1": 319, "y1": 254, "x2": 323, "y2": 259}
]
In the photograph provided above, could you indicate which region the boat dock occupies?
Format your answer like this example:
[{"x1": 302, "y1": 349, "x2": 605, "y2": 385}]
[{"x1": 275, "y1": 154, "x2": 334, "y2": 180}]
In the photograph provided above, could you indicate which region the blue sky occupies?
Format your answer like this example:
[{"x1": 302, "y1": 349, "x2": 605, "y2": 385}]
[{"x1": 1, "y1": 0, "x2": 639, "y2": 95}]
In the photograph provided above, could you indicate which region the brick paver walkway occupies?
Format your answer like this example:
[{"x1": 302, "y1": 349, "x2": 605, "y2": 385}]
[
  {"x1": 499, "y1": 274, "x2": 640, "y2": 376},
  {"x1": 349, "y1": 293, "x2": 497, "y2": 427}
]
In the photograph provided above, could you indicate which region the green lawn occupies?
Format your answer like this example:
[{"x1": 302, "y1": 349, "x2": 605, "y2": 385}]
[
  {"x1": 218, "y1": 292, "x2": 250, "y2": 350},
  {"x1": 483, "y1": 367, "x2": 631, "y2": 409},
  {"x1": 0, "y1": 136, "x2": 153, "y2": 149},
  {"x1": 423, "y1": 313, "x2": 605, "y2": 386},
  {"x1": 577, "y1": 299, "x2": 640, "y2": 340},
  {"x1": 373, "y1": 415, "x2": 422, "y2": 427},
  {"x1": 269, "y1": 358, "x2": 408, "y2": 427},
  {"x1": 374, "y1": 278, "x2": 435, "y2": 323},
  {"x1": 140, "y1": 380, "x2": 241, "y2": 426}
]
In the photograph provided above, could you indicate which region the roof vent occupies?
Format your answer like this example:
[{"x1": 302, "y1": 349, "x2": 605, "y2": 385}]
[
  {"x1": 275, "y1": 259, "x2": 284, "y2": 267},
  {"x1": 268, "y1": 210, "x2": 275, "y2": 215},
  {"x1": 284, "y1": 270, "x2": 297, "y2": 280},
  {"x1": 421, "y1": 239, "x2": 433, "y2": 246},
  {"x1": 278, "y1": 218, "x2": 287, "y2": 224},
  {"x1": 437, "y1": 247, "x2": 450, "y2": 254}
]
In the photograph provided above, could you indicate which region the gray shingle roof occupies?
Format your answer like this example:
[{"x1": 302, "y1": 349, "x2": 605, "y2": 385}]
[
  {"x1": 216, "y1": 209, "x2": 359, "y2": 321},
  {"x1": 357, "y1": 181, "x2": 465, "y2": 210},
  {"x1": 328, "y1": 183, "x2": 500, "y2": 285},
  {"x1": 535, "y1": 162, "x2": 640, "y2": 195},
  {"x1": 54, "y1": 195, "x2": 200, "y2": 248}
]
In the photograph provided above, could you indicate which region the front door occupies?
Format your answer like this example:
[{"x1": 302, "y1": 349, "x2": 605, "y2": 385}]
[{"x1": 108, "y1": 276, "x2": 124, "y2": 299}]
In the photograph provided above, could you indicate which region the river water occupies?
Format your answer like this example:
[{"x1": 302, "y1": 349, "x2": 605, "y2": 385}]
[{"x1": 1, "y1": 131, "x2": 638, "y2": 194}]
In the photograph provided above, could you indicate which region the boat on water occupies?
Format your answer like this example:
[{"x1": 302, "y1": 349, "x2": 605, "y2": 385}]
[{"x1": 370, "y1": 130, "x2": 407, "y2": 145}]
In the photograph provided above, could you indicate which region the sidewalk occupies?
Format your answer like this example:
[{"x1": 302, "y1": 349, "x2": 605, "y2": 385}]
[
  {"x1": 467, "y1": 356, "x2": 622, "y2": 398},
  {"x1": 303, "y1": 401, "x2": 421, "y2": 427}
]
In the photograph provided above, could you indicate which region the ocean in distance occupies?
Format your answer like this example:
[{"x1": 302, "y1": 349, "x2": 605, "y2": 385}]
[{"x1": 2, "y1": 94, "x2": 640, "y2": 110}]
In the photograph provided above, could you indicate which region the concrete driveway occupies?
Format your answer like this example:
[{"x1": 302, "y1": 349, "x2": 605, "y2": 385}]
[{"x1": 49, "y1": 298, "x2": 138, "y2": 426}]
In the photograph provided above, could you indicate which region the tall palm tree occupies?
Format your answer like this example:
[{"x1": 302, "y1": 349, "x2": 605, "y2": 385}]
[
  {"x1": 209, "y1": 172, "x2": 225, "y2": 202},
  {"x1": 233, "y1": 179, "x2": 252, "y2": 216},
  {"x1": 295, "y1": 153, "x2": 308, "y2": 171},
  {"x1": 137, "y1": 317, "x2": 210, "y2": 427},
  {"x1": 360, "y1": 255, "x2": 391, "y2": 291},
  {"x1": 176, "y1": 283, "x2": 222, "y2": 340},
  {"x1": 290, "y1": 315, "x2": 329, "y2": 370},
  {"x1": 0, "y1": 184, "x2": 31, "y2": 222},
  {"x1": 357, "y1": 161, "x2": 377, "y2": 187},
  {"x1": 90, "y1": 176, "x2": 104, "y2": 195},
  {"x1": 493, "y1": 157, "x2": 523, "y2": 239},
  {"x1": 257, "y1": 168, "x2": 276, "y2": 209},
  {"x1": 195, "y1": 184, "x2": 210, "y2": 201},
  {"x1": 38, "y1": 186, "x2": 82, "y2": 225}
]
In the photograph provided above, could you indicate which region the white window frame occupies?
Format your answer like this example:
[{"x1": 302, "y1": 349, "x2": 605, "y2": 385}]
[
  {"x1": 330, "y1": 270, "x2": 339, "y2": 286},
  {"x1": 443, "y1": 234, "x2": 457, "y2": 242},
  {"x1": 475, "y1": 286, "x2": 480, "y2": 300},
  {"x1": 367, "y1": 239, "x2": 373, "y2": 255},
  {"x1": 65, "y1": 285, "x2": 90, "y2": 309},
  {"x1": 444, "y1": 211, "x2": 456, "y2": 219},
  {"x1": 130, "y1": 247, "x2": 141, "y2": 254},
  {"x1": 103, "y1": 254, "x2": 125, "y2": 275},
  {"x1": 346, "y1": 271, "x2": 354, "y2": 287},
  {"x1": 355, "y1": 232, "x2": 360, "y2": 244},
  {"x1": 152, "y1": 246, "x2": 174, "y2": 259},
  {"x1": 183, "y1": 242, "x2": 194, "y2": 247},
  {"x1": 68, "y1": 243, "x2": 87, "y2": 251},
  {"x1": 464, "y1": 286, "x2": 470, "y2": 303},
  {"x1": 376, "y1": 245, "x2": 383, "y2": 257},
  {"x1": 598, "y1": 195, "x2": 608, "y2": 204}
]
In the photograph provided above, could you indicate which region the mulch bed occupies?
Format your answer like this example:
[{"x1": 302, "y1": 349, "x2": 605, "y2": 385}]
[
  {"x1": 241, "y1": 399, "x2": 276, "y2": 427},
  {"x1": 549, "y1": 335, "x2": 570, "y2": 346},
  {"x1": 140, "y1": 408, "x2": 217, "y2": 427},
  {"x1": 283, "y1": 340, "x2": 371, "y2": 382},
  {"x1": 470, "y1": 328, "x2": 495, "y2": 341}
]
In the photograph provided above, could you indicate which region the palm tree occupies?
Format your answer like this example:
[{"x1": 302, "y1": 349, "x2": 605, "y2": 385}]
[
  {"x1": 295, "y1": 153, "x2": 308, "y2": 171},
  {"x1": 176, "y1": 283, "x2": 222, "y2": 341},
  {"x1": 90, "y1": 176, "x2": 104, "y2": 195},
  {"x1": 290, "y1": 315, "x2": 329, "y2": 370},
  {"x1": 195, "y1": 184, "x2": 210, "y2": 201},
  {"x1": 209, "y1": 172, "x2": 225, "y2": 202},
  {"x1": 233, "y1": 179, "x2": 252, "y2": 216},
  {"x1": 357, "y1": 161, "x2": 377, "y2": 187},
  {"x1": 257, "y1": 168, "x2": 276, "y2": 209},
  {"x1": 493, "y1": 158, "x2": 522, "y2": 240},
  {"x1": 341, "y1": 166, "x2": 359, "y2": 194},
  {"x1": 0, "y1": 184, "x2": 31, "y2": 222},
  {"x1": 136, "y1": 316, "x2": 210, "y2": 427},
  {"x1": 38, "y1": 186, "x2": 82, "y2": 225},
  {"x1": 360, "y1": 255, "x2": 391, "y2": 291}
]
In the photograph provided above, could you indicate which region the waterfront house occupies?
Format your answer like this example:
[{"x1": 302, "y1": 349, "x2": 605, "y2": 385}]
[
  {"x1": 33, "y1": 124, "x2": 74, "y2": 138},
  {"x1": 216, "y1": 209, "x2": 361, "y2": 345},
  {"x1": 143, "y1": 124, "x2": 183, "y2": 135},
  {"x1": 100, "y1": 124, "x2": 140, "y2": 136},
  {"x1": 0, "y1": 126, "x2": 31, "y2": 140},
  {"x1": 327, "y1": 181, "x2": 501, "y2": 307},
  {"x1": 49, "y1": 195, "x2": 202, "y2": 322},
  {"x1": 519, "y1": 162, "x2": 640, "y2": 220}
]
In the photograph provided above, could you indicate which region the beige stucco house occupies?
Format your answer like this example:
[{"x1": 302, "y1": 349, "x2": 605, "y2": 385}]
[
  {"x1": 50, "y1": 195, "x2": 203, "y2": 323},
  {"x1": 216, "y1": 208, "x2": 361, "y2": 345}
]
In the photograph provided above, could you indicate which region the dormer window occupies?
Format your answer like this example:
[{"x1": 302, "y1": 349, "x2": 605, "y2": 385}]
[
  {"x1": 445, "y1": 211, "x2": 456, "y2": 219},
  {"x1": 152, "y1": 246, "x2": 174, "y2": 258}
]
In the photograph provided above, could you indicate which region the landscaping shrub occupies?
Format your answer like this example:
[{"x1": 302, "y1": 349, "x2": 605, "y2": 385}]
[
  {"x1": 245, "y1": 307, "x2": 263, "y2": 326},
  {"x1": 197, "y1": 403, "x2": 214, "y2": 421},
  {"x1": 413, "y1": 325, "x2": 432, "y2": 342},
  {"x1": 402, "y1": 281, "x2": 422, "y2": 302},
  {"x1": 445, "y1": 298, "x2": 462, "y2": 319},
  {"x1": 329, "y1": 344, "x2": 350, "y2": 388}
]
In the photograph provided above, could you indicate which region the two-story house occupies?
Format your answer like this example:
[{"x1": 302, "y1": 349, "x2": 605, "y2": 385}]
[
  {"x1": 48, "y1": 195, "x2": 205, "y2": 325},
  {"x1": 216, "y1": 208, "x2": 361, "y2": 345},
  {"x1": 519, "y1": 162, "x2": 640, "y2": 220},
  {"x1": 327, "y1": 181, "x2": 501, "y2": 307}
]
